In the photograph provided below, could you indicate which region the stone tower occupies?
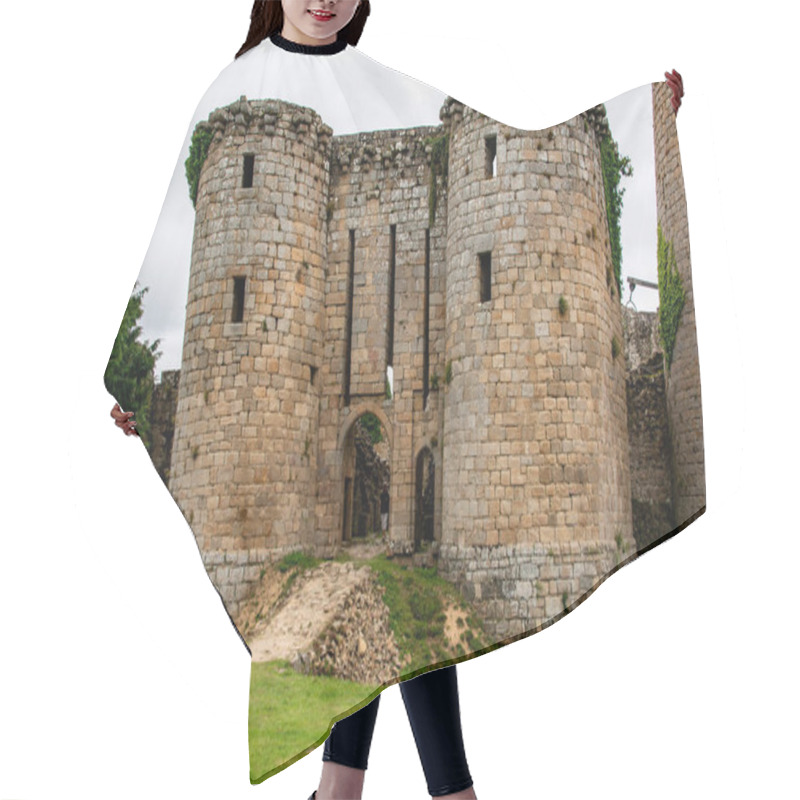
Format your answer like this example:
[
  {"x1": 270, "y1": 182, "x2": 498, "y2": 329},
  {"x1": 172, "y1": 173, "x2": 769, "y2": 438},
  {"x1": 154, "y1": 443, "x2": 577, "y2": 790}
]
[
  {"x1": 437, "y1": 100, "x2": 634, "y2": 637},
  {"x1": 170, "y1": 98, "x2": 332, "y2": 602},
  {"x1": 652, "y1": 82, "x2": 705, "y2": 527}
]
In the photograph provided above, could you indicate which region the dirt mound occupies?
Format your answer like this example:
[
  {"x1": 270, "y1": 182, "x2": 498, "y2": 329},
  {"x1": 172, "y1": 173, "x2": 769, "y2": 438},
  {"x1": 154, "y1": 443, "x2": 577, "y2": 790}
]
[{"x1": 244, "y1": 561, "x2": 400, "y2": 684}]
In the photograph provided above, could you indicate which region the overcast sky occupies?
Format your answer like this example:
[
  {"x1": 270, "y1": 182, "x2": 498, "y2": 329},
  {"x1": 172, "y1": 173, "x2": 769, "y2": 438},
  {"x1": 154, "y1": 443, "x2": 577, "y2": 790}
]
[
  {"x1": 134, "y1": 79, "x2": 657, "y2": 381},
  {"x1": 605, "y1": 83, "x2": 659, "y2": 313}
]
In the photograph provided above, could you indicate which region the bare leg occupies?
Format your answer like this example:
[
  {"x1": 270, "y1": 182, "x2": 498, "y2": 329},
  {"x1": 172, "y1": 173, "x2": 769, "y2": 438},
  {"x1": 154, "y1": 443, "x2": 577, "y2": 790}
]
[
  {"x1": 315, "y1": 693, "x2": 381, "y2": 800},
  {"x1": 315, "y1": 762, "x2": 366, "y2": 800}
]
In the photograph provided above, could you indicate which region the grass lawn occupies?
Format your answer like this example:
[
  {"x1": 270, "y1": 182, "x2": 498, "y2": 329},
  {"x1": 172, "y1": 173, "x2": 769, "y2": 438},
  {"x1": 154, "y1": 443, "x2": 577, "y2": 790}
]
[{"x1": 249, "y1": 660, "x2": 381, "y2": 784}]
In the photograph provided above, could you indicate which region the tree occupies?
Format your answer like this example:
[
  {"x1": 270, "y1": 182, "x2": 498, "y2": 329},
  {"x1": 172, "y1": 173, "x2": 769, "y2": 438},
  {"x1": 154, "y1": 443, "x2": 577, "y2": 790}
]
[{"x1": 104, "y1": 283, "x2": 161, "y2": 446}]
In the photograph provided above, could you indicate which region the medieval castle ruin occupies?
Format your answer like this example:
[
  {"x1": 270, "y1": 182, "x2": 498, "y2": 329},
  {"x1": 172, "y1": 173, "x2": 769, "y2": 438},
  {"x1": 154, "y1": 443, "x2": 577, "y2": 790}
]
[{"x1": 150, "y1": 83, "x2": 704, "y2": 639}]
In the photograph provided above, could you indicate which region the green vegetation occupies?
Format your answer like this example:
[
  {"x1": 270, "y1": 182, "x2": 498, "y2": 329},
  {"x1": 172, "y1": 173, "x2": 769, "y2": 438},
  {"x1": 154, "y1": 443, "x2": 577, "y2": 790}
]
[
  {"x1": 103, "y1": 283, "x2": 160, "y2": 447},
  {"x1": 365, "y1": 554, "x2": 488, "y2": 675},
  {"x1": 249, "y1": 660, "x2": 380, "y2": 784},
  {"x1": 445, "y1": 360, "x2": 453, "y2": 385},
  {"x1": 185, "y1": 123, "x2": 214, "y2": 208},
  {"x1": 358, "y1": 412, "x2": 384, "y2": 444},
  {"x1": 597, "y1": 113, "x2": 632, "y2": 299},
  {"x1": 611, "y1": 334, "x2": 621, "y2": 360},
  {"x1": 276, "y1": 551, "x2": 320, "y2": 573},
  {"x1": 275, "y1": 550, "x2": 322, "y2": 602},
  {"x1": 425, "y1": 133, "x2": 450, "y2": 227},
  {"x1": 657, "y1": 223, "x2": 686, "y2": 370},
  {"x1": 558, "y1": 295, "x2": 569, "y2": 317}
]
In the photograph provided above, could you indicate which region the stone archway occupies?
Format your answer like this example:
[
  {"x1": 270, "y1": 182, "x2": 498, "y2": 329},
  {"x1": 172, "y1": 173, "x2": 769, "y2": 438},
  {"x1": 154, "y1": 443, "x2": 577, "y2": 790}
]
[
  {"x1": 341, "y1": 412, "x2": 391, "y2": 542},
  {"x1": 414, "y1": 446, "x2": 435, "y2": 550}
]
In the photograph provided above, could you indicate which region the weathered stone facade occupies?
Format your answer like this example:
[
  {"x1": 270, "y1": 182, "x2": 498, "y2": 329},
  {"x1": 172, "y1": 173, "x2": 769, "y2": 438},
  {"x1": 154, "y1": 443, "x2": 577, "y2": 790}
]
[
  {"x1": 159, "y1": 90, "x2": 702, "y2": 638},
  {"x1": 623, "y1": 307, "x2": 674, "y2": 549},
  {"x1": 148, "y1": 369, "x2": 180, "y2": 486},
  {"x1": 652, "y1": 83, "x2": 706, "y2": 528},
  {"x1": 435, "y1": 100, "x2": 633, "y2": 637}
]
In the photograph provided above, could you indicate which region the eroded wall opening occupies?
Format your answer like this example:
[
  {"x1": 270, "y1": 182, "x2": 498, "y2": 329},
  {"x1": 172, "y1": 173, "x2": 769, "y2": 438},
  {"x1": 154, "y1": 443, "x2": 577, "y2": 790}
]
[{"x1": 341, "y1": 412, "x2": 391, "y2": 541}]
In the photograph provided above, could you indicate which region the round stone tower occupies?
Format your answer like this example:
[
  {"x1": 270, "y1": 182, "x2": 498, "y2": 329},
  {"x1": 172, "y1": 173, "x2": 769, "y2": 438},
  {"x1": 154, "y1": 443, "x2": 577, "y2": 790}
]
[
  {"x1": 438, "y1": 99, "x2": 633, "y2": 637},
  {"x1": 169, "y1": 97, "x2": 332, "y2": 612}
]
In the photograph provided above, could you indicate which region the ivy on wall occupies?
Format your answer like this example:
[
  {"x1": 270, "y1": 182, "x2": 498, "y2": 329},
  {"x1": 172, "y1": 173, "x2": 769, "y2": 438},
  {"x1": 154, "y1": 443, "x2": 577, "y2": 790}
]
[
  {"x1": 185, "y1": 124, "x2": 214, "y2": 208},
  {"x1": 657, "y1": 223, "x2": 685, "y2": 370},
  {"x1": 598, "y1": 118, "x2": 632, "y2": 298},
  {"x1": 425, "y1": 133, "x2": 449, "y2": 227},
  {"x1": 359, "y1": 411, "x2": 385, "y2": 444}
]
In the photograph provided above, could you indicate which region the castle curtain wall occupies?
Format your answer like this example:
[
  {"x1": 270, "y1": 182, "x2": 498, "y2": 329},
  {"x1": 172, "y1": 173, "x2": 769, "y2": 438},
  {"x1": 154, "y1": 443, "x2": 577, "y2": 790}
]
[{"x1": 313, "y1": 127, "x2": 447, "y2": 553}]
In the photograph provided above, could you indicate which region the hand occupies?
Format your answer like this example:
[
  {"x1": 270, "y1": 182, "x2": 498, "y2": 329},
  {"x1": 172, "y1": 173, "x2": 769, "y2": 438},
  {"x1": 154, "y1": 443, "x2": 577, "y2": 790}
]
[
  {"x1": 111, "y1": 402, "x2": 139, "y2": 436},
  {"x1": 665, "y1": 68, "x2": 684, "y2": 115}
]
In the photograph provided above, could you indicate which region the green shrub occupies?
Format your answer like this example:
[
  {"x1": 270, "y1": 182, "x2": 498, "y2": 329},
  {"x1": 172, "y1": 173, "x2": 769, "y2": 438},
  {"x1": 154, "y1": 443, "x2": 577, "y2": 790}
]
[{"x1": 185, "y1": 124, "x2": 214, "y2": 208}]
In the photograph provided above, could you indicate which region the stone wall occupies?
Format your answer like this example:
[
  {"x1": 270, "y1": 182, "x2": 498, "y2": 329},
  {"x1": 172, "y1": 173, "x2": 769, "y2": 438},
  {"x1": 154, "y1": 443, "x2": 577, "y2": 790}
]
[
  {"x1": 652, "y1": 83, "x2": 706, "y2": 527},
  {"x1": 313, "y1": 125, "x2": 447, "y2": 553},
  {"x1": 148, "y1": 369, "x2": 180, "y2": 486},
  {"x1": 163, "y1": 92, "x2": 683, "y2": 628},
  {"x1": 622, "y1": 308, "x2": 674, "y2": 549},
  {"x1": 438, "y1": 540, "x2": 622, "y2": 640}
]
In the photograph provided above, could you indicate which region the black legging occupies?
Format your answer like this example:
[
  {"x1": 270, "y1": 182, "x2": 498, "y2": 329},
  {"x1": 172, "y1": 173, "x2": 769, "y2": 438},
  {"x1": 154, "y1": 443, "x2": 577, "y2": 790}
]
[{"x1": 323, "y1": 665, "x2": 473, "y2": 797}]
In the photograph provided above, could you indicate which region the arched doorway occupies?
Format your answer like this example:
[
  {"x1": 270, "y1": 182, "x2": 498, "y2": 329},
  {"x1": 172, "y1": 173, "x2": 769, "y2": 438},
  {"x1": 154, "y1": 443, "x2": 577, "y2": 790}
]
[
  {"x1": 414, "y1": 446, "x2": 435, "y2": 550},
  {"x1": 341, "y1": 412, "x2": 391, "y2": 542}
]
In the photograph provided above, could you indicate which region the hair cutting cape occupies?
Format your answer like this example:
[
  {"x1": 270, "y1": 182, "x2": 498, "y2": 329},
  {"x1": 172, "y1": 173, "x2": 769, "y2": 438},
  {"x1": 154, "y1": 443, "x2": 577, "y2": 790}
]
[{"x1": 104, "y1": 32, "x2": 705, "y2": 784}]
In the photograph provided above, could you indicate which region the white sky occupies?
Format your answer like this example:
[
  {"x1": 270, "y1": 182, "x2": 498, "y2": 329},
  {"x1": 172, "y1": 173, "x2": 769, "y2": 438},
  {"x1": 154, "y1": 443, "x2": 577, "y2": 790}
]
[{"x1": 605, "y1": 84, "x2": 659, "y2": 312}]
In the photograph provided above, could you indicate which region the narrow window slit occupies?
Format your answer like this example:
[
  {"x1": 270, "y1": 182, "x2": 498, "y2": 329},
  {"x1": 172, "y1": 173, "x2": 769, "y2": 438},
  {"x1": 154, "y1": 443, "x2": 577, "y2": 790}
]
[
  {"x1": 343, "y1": 229, "x2": 355, "y2": 407},
  {"x1": 242, "y1": 154, "x2": 255, "y2": 188},
  {"x1": 232, "y1": 276, "x2": 246, "y2": 322},
  {"x1": 423, "y1": 228, "x2": 431, "y2": 405},
  {"x1": 479, "y1": 251, "x2": 492, "y2": 303},
  {"x1": 485, "y1": 134, "x2": 497, "y2": 178},
  {"x1": 387, "y1": 224, "x2": 396, "y2": 369}
]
